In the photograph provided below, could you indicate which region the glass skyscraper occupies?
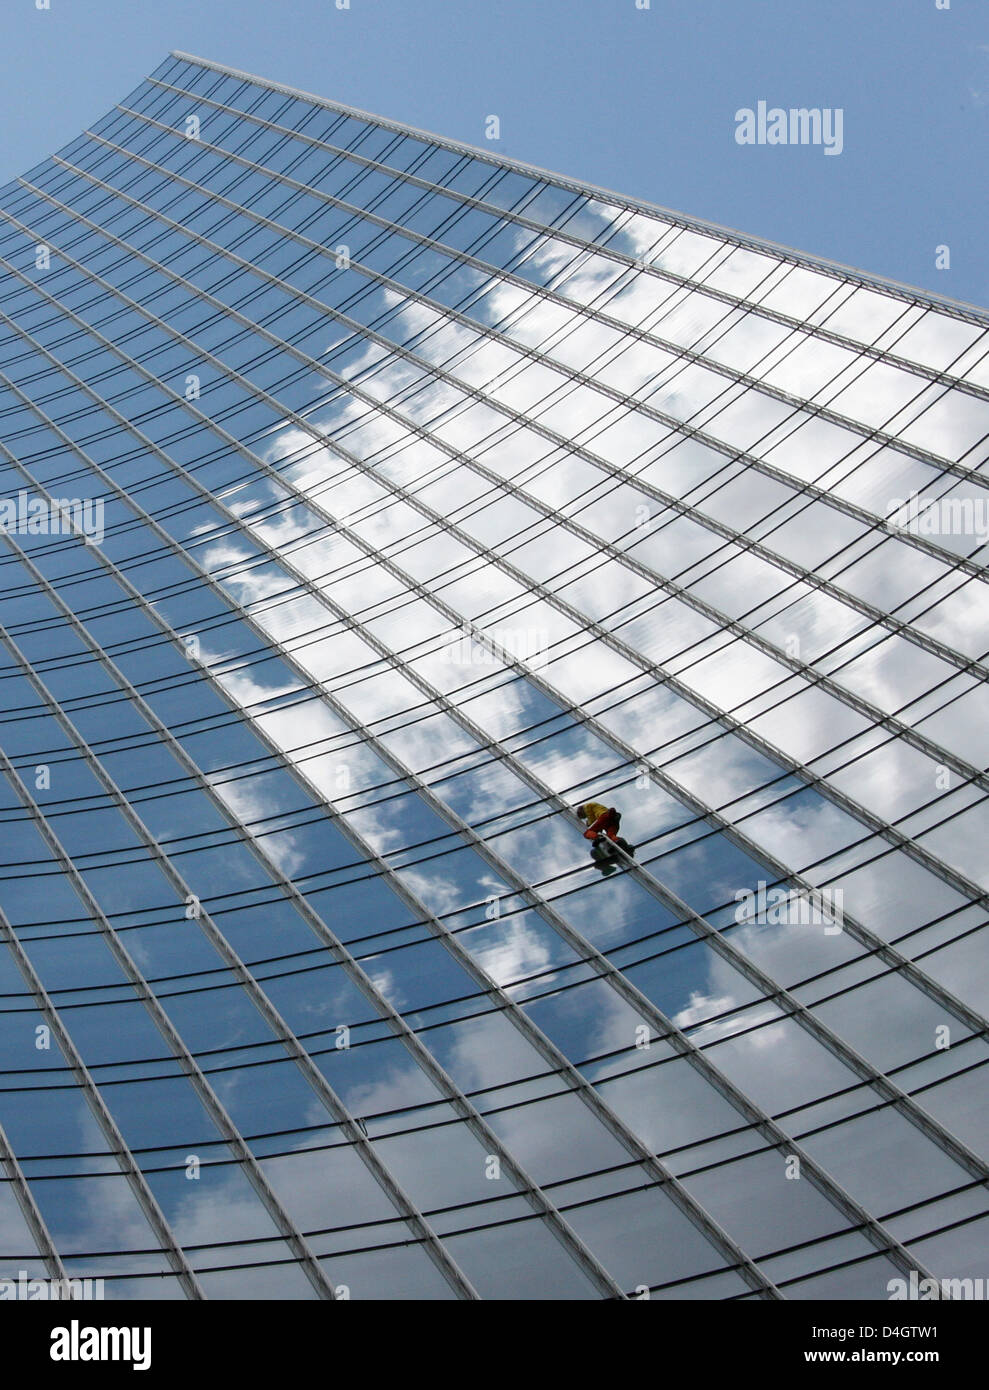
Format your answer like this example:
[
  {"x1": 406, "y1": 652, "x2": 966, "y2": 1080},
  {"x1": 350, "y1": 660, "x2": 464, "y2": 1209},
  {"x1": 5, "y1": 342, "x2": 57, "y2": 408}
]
[{"x1": 0, "y1": 50, "x2": 987, "y2": 1302}]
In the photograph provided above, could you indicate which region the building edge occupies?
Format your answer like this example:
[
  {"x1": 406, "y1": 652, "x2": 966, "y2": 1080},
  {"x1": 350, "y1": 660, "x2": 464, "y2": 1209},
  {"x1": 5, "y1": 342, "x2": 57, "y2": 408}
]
[{"x1": 169, "y1": 48, "x2": 989, "y2": 327}]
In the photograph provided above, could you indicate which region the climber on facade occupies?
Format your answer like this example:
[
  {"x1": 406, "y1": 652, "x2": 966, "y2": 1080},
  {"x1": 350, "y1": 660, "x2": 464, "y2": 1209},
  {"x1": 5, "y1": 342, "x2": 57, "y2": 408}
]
[{"x1": 575, "y1": 800, "x2": 635, "y2": 858}]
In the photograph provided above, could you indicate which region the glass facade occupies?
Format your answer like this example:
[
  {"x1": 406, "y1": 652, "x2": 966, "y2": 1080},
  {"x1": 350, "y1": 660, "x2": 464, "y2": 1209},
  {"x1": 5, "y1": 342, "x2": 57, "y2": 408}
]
[{"x1": 0, "y1": 50, "x2": 987, "y2": 1301}]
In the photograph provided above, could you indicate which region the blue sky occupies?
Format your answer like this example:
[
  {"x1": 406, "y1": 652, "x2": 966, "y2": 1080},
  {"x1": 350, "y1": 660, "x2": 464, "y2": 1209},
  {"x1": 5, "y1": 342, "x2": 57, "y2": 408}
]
[{"x1": 1, "y1": 0, "x2": 986, "y2": 307}]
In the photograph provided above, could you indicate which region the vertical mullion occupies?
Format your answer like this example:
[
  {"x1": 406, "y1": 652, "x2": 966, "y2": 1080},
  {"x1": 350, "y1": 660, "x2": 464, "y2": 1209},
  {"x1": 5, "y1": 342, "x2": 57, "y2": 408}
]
[{"x1": 0, "y1": 906, "x2": 206, "y2": 1299}]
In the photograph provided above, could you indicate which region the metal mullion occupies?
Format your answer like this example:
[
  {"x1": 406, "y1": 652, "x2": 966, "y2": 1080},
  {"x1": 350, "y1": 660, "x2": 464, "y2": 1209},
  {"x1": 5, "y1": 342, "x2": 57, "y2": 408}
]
[
  {"x1": 15, "y1": 166, "x2": 989, "y2": 747},
  {"x1": 0, "y1": 279, "x2": 984, "y2": 954},
  {"x1": 367, "y1": 709, "x2": 989, "y2": 1217},
  {"x1": 0, "y1": 492, "x2": 630, "y2": 1305},
  {"x1": 7, "y1": 193, "x2": 983, "y2": 609},
  {"x1": 41, "y1": 522, "x2": 783, "y2": 1298},
  {"x1": 27, "y1": 144, "x2": 987, "y2": 588},
  {"x1": 49, "y1": 135, "x2": 989, "y2": 495},
  {"x1": 601, "y1": 855, "x2": 989, "y2": 1192},
  {"x1": 55, "y1": 323, "x2": 989, "y2": 1217},
  {"x1": 252, "y1": 687, "x2": 947, "y2": 1290},
  {"x1": 62, "y1": 122, "x2": 989, "y2": 666},
  {"x1": 4, "y1": 204, "x2": 986, "y2": 827},
  {"x1": 285, "y1": 561, "x2": 989, "y2": 1073},
  {"x1": 0, "y1": 371, "x2": 782, "y2": 1302},
  {"x1": 0, "y1": 48, "x2": 972, "y2": 1295},
  {"x1": 9, "y1": 120, "x2": 989, "y2": 1207},
  {"x1": 356, "y1": 503, "x2": 989, "y2": 918},
  {"x1": 0, "y1": 476, "x2": 783, "y2": 1299},
  {"x1": 1, "y1": 343, "x2": 930, "y2": 1290},
  {"x1": 0, "y1": 651, "x2": 342, "y2": 1302},
  {"x1": 80, "y1": 353, "x2": 987, "y2": 1118},
  {"x1": 163, "y1": 53, "x2": 989, "y2": 329},
  {"x1": 131, "y1": 80, "x2": 988, "y2": 395},
  {"x1": 0, "y1": 907, "x2": 205, "y2": 1299},
  {"x1": 0, "y1": 379, "x2": 952, "y2": 1304},
  {"x1": 0, "y1": 545, "x2": 487, "y2": 1304},
  {"x1": 138, "y1": 76, "x2": 989, "y2": 405},
  {"x1": 280, "y1": 684, "x2": 980, "y2": 1289},
  {"x1": 244, "y1": 819, "x2": 776, "y2": 1297},
  {"x1": 0, "y1": 492, "x2": 782, "y2": 1304},
  {"x1": 2, "y1": 270, "x2": 985, "y2": 1003},
  {"x1": 485, "y1": 656, "x2": 989, "y2": 1043},
  {"x1": 95, "y1": 104, "x2": 989, "y2": 464},
  {"x1": 0, "y1": 1117, "x2": 72, "y2": 1289},
  {"x1": 192, "y1": 539, "x2": 989, "y2": 1215}
]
